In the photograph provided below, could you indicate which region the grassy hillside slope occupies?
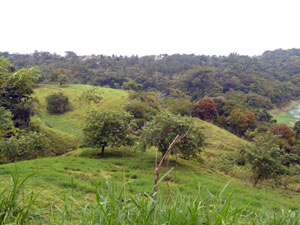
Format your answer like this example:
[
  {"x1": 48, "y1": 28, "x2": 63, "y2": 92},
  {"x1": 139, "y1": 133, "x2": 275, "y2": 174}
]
[
  {"x1": 32, "y1": 84, "x2": 247, "y2": 155},
  {"x1": 0, "y1": 84, "x2": 299, "y2": 215},
  {"x1": 0, "y1": 149, "x2": 299, "y2": 212}
]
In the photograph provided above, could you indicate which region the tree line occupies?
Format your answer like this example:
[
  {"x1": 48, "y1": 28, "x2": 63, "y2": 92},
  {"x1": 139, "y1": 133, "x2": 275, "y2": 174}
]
[{"x1": 2, "y1": 48, "x2": 300, "y2": 109}]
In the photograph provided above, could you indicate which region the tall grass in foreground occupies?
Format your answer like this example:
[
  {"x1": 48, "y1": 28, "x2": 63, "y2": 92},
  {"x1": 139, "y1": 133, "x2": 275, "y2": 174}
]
[
  {"x1": 1, "y1": 172, "x2": 300, "y2": 224},
  {"x1": 49, "y1": 180, "x2": 300, "y2": 225},
  {"x1": 0, "y1": 172, "x2": 38, "y2": 225}
]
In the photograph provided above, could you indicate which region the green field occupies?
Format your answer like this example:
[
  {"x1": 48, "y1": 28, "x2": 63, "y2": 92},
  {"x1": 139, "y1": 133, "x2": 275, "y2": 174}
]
[
  {"x1": 270, "y1": 100, "x2": 300, "y2": 126},
  {"x1": 1, "y1": 84, "x2": 300, "y2": 223}
]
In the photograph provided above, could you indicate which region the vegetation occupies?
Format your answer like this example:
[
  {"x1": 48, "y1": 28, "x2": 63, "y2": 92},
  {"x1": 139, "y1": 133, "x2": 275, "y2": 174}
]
[
  {"x1": 241, "y1": 132, "x2": 287, "y2": 186},
  {"x1": 79, "y1": 88, "x2": 102, "y2": 104},
  {"x1": 197, "y1": 97, "x2": 217, "y2": 120},
  {"x1": 0, "y1": 172, "x2": 37, "y2": 224},
  {"x1": 3, "y1": 49, "x2": 300, "y2": 109},
  {"x1": 0, "y1": 57, "x2": 41, "y2": 128},
  {"x1": 83, "y1": 110, "x2": 133, "y2": 157},
  {"x1": 1, "y1": 50, "x2": 300, "y2": 223},
  {"x1": 140, "y1": 112, "x2": 204, "y2": 158},
  {"x1": 46, "y1": 92, "x2": 70, "y2": 114},
  {"x1": 0, "y1": 131, "x2": 50, "y2": 163},
  {"x1": 0, "y1": 107, "x2": 13, "y2": 138},
  {"x1": 58, "y1": 74, "x2": 69, "y2": 86},
  {"x1": 273, "y1": 124, "x2": 294, "y2": 142}
]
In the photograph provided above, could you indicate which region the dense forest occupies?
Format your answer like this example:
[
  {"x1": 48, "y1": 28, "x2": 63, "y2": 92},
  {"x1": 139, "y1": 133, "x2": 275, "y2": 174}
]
[{"x1": 2, "y1": 48, "x2": 300, "y2": 109}]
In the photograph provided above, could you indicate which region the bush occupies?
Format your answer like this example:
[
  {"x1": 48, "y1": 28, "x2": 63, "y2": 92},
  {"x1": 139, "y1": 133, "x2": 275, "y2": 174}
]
[
  {"x1": 0, "y1": 131, "x2": 50, "y2": 163},
  {"x1": 46, "y1": 92, "x2": 70, "y2": 114}
]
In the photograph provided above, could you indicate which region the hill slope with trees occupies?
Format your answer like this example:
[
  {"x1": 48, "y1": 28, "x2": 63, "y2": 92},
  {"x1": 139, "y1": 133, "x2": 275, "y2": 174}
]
[{"x1": 2, "y1": 48, "x2": 300, "y2": 109}]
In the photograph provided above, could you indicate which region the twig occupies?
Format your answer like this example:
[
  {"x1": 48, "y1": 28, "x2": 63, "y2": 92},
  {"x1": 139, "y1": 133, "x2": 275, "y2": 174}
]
[{"x1": 152, "y1": 123, "x2": 193, "y2": 200}]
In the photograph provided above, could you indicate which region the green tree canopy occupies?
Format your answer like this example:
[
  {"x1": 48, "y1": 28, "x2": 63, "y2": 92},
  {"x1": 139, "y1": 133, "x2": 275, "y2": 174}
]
[
  {"x1": 140, "y1": 112, "x2": 204, "y2": 158},
  {"x1": 241, "y1": 132, "x2": 287, "y2": 186},
  {"x1": 58, "y1": 74, "x2": 69, "y2": 86},
  {"x1": 0, "y1": 57, "x2": 42, "y2": 128},
  {"x1": 83, "y1": 110, "x2": 134, "y2": 157}
]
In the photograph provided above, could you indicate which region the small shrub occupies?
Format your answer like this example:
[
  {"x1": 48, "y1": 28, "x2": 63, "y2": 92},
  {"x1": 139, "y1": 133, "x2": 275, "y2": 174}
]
[
  {"x1": 79, "y1": 88, "x2": 102, "y2": 104},
  {"x1": 46, "y1": 92, "x2": 70, "y2": 114}
]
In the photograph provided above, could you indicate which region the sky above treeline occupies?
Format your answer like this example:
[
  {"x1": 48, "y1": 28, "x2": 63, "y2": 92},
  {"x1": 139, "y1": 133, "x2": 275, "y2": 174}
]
[{"x1": 1, "y1": 0, "x2": 300, "y2": 56}]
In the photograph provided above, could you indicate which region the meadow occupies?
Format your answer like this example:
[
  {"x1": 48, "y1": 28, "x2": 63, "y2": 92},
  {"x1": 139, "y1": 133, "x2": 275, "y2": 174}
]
[{"x1": 270, "y1": 100, "x2": 300, "y2": 126}]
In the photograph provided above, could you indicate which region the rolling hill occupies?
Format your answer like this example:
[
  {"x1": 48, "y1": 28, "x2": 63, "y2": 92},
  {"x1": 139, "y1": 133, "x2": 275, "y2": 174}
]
[{"x1": 0, "y1": 84, "x2": 299, "y2": 217}]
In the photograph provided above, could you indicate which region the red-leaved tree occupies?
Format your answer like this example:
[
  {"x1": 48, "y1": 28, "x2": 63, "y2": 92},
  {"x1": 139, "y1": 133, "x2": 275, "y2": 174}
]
[
  {"x1": 197, "y1": 97, "x2": 217, "y2": 120},
  {"x1": 273, "y1": 124, "x2": 293, "y2": 142}
]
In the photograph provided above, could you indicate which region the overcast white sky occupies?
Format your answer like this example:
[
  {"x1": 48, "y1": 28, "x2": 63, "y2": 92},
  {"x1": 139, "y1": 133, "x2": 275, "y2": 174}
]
[{"x1": 1, "y1": 0, "x2": 300, "y2": 56}]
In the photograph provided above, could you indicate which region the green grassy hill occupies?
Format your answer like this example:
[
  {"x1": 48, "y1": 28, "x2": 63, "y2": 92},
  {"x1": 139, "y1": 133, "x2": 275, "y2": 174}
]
[{"x1": 1, "y1": 84, "x2": 299, "y2": 217}]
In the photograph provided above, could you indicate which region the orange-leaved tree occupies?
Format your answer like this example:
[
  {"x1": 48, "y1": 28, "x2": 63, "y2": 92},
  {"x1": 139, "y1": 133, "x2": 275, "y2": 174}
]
[
  {"x1": 197, "y1": 97, "x2": 217, "y2": 121},
  {"x1": 273, "y1": 124, "x2": 294, "y2": 142}
]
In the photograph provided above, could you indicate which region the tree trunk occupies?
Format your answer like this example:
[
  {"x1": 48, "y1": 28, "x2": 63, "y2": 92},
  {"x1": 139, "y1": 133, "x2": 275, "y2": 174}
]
[
  {"x1": 101, "y1": 146, "x2": 105, "y2": 157},
  {"x1": 253, "y1": 177, "x2": 259, "y2": 187}
]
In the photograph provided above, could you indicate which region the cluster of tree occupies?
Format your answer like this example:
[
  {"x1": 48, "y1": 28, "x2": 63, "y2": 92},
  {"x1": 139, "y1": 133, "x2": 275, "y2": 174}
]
[
  {"x1": 0, "y1": 57, "x2": 50, "y2": 163},
  {"x1": 83, "y1": 103, "x2": 204, "y2": 159},
  {"x1": 193, "y1": 97, "x2": 264, "y2": 137},
  {"x1": 2, "y1": 49, "x2": 300, "y2": 110},
  {"x1": 239, "y1": 121, "x2": 300, "y2": 187}
]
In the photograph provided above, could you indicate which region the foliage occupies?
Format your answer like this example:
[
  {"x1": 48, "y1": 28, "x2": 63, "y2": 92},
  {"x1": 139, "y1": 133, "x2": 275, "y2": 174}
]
[
  {"x1": 293, "y1": 121, "x2": 300, "y2": 139},
  {"x1": 58, "y1": 74, "x2": 69, "y2": 86},
  {"x1": 180, "y1": 67, "x2": 222, "y2": 100},
  {"x1": 46, "y1": 92, "x2": 70, "y2": 114},
  {"x1": 83, "y1": 110, "x2": 134, "y2": 156},
  {"x1": 124, "y1": 100, "x2": 151, "y2": 131},
  {"x1": 0, "y1": 57, "x2": 42, "y2": 128},
  {"x1": 273, "y1": 124, "x2": 294, "y2": 142},
  {"x1": 1, "y1": 171, "x2": 300, "y2": 224},
  {"x1": 228, "y1": 108, "x2": 256, "y2": 136},
  {"x1": 0, "y1": 131, "x2": 50, "y2": 163},
  {"x1": 79, "y1": 88, "x2": 102, "y2": 104},
  {"x1": 140, "y1": 112, "x2": 204, "y2": 158},
  {"x1": 0, "y1": 171, "x2": 37, "y2": 224},
  {"x1": 4, "y1": 49, "x2": 300, "y2": 109},
  {"x1": 122, "y1": 79, "x2": 143, "y2": 91},
  {"x1": 197, "y1": 97, "x2": 217, "y2": 120},
  {"x1": 0, "y1": 107, "x2": 14, "y2": 138},
  {"x1": 245, "y1": 92, "x2": 273, "y2": 109},
  {"x1": 241, "y1": 132, "x2": 287, "y2": 186},
  {"x1": 166, "y1": 98, "x2": 193, "y2": 116}
]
